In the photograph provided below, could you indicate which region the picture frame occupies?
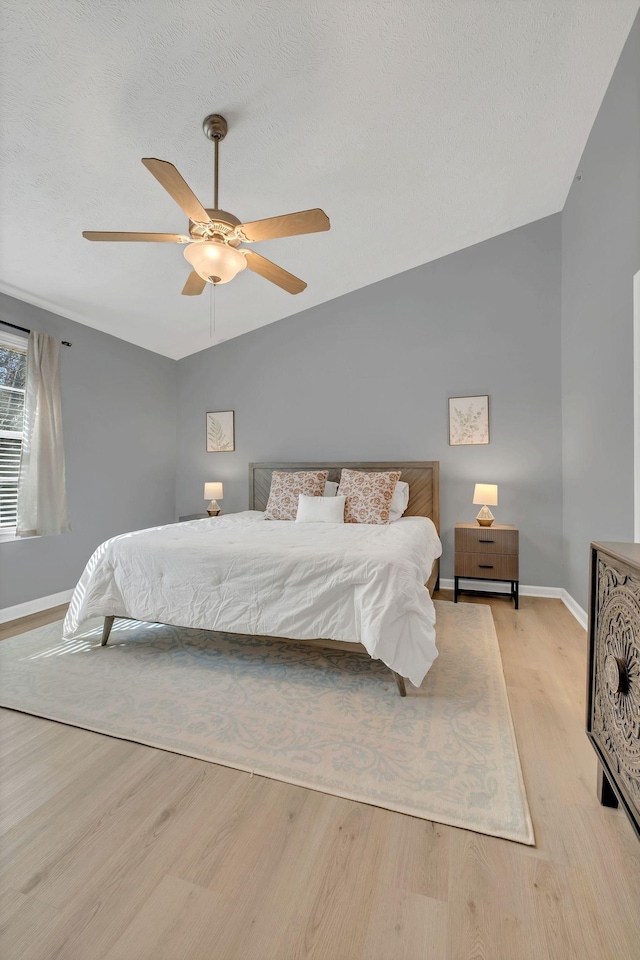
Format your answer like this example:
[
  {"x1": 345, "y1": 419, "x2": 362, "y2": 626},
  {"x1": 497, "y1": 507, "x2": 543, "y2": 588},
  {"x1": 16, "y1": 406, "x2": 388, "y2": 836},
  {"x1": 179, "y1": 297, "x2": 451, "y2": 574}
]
[
  {"x1": 206, "y1": 411, "x2": 235, "y2": 452},
  {"x1": 448, "y1": 395, "x2": 490, "y2": 445}
]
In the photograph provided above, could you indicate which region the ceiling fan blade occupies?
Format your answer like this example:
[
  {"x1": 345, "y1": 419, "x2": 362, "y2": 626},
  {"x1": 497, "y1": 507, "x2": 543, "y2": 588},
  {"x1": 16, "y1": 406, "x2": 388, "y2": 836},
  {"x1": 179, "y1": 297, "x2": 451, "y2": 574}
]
[
  {"x1": 83, "y1": 231, "x2": 190, "y2": 243},
  {"x1": 244, "y1": 251, "x2": 306, "y2": 294},
  {"x1": 141, "y1": 158, "x2": 211, "y2": 224},
  {"x1": 182, "y1": 271, "x2": 207, "y2": 296},
  {"x1": 238, "y1": 208, "x2": 330, "y2": 243}
]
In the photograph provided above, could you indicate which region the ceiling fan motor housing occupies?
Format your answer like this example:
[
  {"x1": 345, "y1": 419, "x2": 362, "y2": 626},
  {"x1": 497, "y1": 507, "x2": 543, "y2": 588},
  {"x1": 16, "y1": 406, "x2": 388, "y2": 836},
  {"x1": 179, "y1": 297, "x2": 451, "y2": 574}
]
[{"x1": 189, "y1": 209, "x2": 242, "y2": 246}]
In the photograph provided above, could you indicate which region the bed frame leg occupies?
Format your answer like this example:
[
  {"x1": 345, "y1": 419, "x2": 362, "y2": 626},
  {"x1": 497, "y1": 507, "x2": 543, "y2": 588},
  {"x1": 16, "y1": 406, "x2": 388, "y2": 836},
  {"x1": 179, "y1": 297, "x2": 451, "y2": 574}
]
[
  {"x1": 392, "y1": 670, "x2": 407, "y2": 697},
  {"x1": 101, "y1": 616, "x2": 115, "y2": 646}
]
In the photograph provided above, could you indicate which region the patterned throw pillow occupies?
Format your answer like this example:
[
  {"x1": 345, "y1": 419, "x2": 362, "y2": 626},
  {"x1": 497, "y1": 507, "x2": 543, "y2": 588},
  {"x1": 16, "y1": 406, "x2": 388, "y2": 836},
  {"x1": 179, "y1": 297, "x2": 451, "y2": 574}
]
[
  {"x1": 264, "y1": 470, "x2": 329, "y2": 521},
  {"x1": 339, "y1": 469, "x2": 402, "y2": 524}
]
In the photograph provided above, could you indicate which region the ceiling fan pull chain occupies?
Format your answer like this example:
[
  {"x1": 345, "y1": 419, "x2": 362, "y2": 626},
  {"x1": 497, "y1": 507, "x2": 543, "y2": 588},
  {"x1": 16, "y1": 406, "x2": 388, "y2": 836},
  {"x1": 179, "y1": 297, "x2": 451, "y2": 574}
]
[{"x1": 209, "y1": 280, "x2": 217, "y2": 339}]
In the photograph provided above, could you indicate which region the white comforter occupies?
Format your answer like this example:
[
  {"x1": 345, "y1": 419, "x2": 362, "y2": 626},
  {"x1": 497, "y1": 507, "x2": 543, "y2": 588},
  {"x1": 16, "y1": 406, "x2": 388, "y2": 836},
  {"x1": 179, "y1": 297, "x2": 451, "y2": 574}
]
[{"x1": 63, "y1": 511, "x2": 442, "y2": 686}]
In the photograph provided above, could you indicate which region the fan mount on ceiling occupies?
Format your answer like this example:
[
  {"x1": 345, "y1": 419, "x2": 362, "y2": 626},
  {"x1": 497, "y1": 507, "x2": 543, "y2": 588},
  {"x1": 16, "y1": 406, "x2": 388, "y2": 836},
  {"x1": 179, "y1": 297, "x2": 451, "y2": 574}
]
[{"x1": 83, "y1": 114, "x2": 330, "y2": 296}]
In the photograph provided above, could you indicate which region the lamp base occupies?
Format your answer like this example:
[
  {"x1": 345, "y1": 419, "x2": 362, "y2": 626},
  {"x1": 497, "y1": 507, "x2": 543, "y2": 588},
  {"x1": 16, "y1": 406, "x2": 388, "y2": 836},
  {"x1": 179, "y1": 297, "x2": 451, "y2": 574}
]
[
  {"x1": 476, "y1": 505, "x2": 495, "y2": 527},
  {"x1": 207, "y1": 500, "x2": 221, "y2": 517}
]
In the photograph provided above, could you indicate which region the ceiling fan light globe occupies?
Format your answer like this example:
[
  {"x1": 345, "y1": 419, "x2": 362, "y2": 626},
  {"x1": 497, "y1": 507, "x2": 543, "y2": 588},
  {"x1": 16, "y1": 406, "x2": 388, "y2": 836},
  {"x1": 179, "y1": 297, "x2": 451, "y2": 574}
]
[{"x1": 184, "y1": 240, "x2": 246, "y2": 284}]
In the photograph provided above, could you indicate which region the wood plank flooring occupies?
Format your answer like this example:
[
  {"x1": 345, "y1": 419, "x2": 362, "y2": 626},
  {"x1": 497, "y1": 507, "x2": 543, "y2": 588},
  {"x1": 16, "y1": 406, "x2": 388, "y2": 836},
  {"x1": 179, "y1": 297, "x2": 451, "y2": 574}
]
[
  {"x1": 1, "y1": 594, "x2": 639, "y2": 959},
  {"x1": 0, "y1": 603, "x2": 69, "y2": 642}
]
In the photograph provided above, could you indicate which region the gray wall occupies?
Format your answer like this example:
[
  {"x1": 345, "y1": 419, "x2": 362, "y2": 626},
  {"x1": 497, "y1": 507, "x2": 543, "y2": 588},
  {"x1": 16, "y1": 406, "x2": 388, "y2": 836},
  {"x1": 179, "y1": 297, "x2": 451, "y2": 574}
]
[
  {"x1": 561, "y1": 13, "x2": 640, "y2": 609},
  {"x1": 0, "y1": 294, "x2": 177, "y2": 607},
  {"x1": 177, "y1": 214, "x2": 563, "y2": 587}
]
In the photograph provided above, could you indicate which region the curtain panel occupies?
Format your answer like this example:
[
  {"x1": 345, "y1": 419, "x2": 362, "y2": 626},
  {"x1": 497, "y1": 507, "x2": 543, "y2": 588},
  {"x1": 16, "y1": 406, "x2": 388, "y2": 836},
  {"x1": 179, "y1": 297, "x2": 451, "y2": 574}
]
[{"x1": 16, "y1": 332, "x2": 70, "y2": 537}]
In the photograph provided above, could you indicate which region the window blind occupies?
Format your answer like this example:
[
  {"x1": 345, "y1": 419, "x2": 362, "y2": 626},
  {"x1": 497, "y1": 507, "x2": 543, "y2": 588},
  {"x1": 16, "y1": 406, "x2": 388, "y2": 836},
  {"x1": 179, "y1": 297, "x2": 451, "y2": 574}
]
[{"x1": 0, "y1": 331, "x2": 27, "y2": 531}]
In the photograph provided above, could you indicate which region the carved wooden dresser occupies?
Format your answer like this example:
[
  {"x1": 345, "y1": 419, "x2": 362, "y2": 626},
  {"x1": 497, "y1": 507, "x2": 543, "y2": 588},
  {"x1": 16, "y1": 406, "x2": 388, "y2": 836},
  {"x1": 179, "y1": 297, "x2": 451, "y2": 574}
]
[{"x1": 587, "y1": 542, "x2": 640, "y2": 839}]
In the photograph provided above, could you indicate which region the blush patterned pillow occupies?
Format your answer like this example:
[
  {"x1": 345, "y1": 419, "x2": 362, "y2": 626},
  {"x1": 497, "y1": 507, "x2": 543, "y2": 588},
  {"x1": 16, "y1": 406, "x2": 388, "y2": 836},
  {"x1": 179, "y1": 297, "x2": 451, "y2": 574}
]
[
  {"x1": 264, "y1": 470, "x2": 329, "y2": 521},
  {"x1": 338, "y1": 469, "x2": 402, "y2": 524}
]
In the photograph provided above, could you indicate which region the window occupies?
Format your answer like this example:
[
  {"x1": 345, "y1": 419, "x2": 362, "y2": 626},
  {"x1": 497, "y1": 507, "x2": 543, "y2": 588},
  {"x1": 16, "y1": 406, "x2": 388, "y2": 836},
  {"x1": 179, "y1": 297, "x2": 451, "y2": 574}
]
[{"x1": 0, "y1": 331, "x2": 27, "y2": 532}]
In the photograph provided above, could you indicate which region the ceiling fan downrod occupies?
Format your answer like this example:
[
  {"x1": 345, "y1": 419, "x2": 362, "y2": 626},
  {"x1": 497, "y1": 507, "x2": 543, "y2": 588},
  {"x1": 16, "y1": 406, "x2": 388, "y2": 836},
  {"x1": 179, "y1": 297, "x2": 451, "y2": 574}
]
[{"x1": 202, "y1": 114, "x2": 228, "y2": 211}]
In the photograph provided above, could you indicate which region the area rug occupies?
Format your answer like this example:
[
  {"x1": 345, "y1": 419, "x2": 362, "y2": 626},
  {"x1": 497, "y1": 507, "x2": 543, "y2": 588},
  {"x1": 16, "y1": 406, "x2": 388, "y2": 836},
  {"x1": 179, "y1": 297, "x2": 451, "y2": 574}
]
[{"x1": 0, "y1": 600, "x2": 534, "y2": 844}]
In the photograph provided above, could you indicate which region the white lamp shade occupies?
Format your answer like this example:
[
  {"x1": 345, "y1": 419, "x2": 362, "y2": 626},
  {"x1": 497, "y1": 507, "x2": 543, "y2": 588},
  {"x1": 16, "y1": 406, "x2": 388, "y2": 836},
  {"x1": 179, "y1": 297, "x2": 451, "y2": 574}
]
[
  {"x1": 184, "y1": 240, "x2": 247, "y2": 283},
  {"x1": 473, "y1": 483, "x2": 498, "y2": 506},
  {"x1": 204, "y1": 482, "x2": 224, "y2": 501}
]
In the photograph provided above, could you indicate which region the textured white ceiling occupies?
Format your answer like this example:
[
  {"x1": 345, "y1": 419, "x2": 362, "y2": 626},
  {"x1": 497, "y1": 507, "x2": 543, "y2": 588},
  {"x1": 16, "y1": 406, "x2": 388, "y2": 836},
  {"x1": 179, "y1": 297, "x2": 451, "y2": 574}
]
[{"x1": 1, "y1": 1, "x2": 638, "y2": 359}]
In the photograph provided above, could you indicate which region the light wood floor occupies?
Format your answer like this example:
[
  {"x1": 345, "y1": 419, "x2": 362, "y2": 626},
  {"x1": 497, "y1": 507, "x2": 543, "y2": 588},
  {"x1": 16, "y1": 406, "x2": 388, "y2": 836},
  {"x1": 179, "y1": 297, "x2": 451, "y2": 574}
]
[{"x1": 1, "y1": 595, "x2": 639, "y2": 960}]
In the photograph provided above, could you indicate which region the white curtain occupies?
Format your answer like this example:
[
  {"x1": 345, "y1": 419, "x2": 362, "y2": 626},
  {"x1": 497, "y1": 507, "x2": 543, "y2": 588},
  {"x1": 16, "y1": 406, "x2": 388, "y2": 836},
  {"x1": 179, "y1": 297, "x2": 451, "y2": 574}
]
[{"x1": 16, "y1": 332, "x2": 70, "y2": 537}]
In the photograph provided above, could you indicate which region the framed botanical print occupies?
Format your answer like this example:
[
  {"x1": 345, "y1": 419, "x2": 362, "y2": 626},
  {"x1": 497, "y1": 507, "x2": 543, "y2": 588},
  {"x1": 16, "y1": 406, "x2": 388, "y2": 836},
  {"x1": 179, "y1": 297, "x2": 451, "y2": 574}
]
[
  {"x1": 206, "y1": 411, "x2": 235, "y2": 452},
  {"x1": 448, "y1": 395, "x2": 490, "y2": 445}
]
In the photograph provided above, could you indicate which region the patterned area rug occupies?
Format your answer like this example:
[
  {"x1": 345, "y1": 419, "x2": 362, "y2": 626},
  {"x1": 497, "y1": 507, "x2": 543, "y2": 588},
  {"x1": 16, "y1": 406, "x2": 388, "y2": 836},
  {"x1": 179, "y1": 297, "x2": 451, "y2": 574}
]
[{"x1": 0, "y1": 600, "x2": 534, "y2": 844}]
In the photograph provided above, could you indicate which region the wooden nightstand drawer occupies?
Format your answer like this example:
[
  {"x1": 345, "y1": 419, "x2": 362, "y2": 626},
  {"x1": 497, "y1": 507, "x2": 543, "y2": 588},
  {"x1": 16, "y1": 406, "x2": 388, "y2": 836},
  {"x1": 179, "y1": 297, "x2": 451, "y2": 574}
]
[
  {"x1": 455, "y1": 524, "x2": 519, "y2": 556},
  {"x1": 455, "y1": 552, "x2": 519, "y2": 581}
]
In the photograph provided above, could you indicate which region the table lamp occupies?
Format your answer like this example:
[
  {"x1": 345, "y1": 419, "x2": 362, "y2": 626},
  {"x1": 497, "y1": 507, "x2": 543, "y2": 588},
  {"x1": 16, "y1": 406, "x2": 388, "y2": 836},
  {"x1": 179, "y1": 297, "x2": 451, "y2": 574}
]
[
  {"x1": 204, "y1": 482, "x2": 224, "y2": 516},
  {"x1": 473, "y1": 483, "x2": 498, "y2": 527}
]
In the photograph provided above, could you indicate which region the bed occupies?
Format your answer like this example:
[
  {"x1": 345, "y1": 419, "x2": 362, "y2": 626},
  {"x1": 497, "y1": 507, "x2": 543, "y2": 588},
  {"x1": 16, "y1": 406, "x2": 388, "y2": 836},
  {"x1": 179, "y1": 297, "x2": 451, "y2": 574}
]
[{"x1": 63, "y1": 461, "x2": 441, "y2": 694}]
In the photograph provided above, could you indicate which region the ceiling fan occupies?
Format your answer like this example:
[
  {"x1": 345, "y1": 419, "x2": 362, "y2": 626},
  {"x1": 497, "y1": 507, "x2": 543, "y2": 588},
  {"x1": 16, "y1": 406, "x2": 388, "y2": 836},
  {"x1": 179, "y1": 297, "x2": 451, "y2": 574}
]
[{"x1": 83, "y1": 114, "x2": 330, "y2": 296}]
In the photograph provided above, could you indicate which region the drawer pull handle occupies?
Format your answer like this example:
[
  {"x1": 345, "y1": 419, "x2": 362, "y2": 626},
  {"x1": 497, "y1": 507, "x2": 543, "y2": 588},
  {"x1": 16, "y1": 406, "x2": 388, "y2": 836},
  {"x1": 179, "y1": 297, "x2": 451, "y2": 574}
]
[
  {"x1": 605, "y1": 654, "x2": 629, "y2": 695},
  {"x1": 478, "y1": 564, "x2": 494, "y2": 569},
  {"x1": 479, "y1": 539, "x2": 494, "y2": 543}
]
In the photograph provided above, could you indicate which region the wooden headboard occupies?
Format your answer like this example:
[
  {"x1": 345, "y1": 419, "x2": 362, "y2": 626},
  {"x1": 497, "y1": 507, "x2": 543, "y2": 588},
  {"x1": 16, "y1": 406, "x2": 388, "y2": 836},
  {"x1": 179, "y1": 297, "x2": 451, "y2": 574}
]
[{"x1": 249, "y1": 461, "x2": 440, "y2": 532}]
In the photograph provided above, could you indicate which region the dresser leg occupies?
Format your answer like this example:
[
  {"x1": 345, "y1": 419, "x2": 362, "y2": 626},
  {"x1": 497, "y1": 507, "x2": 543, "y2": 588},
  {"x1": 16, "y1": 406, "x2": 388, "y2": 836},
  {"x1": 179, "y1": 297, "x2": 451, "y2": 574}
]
[
  {"x1": 597, "y1": 763, "x2": 619, "y2": 808},
  {"x1": 513, "y1": 581, "x2": 519, "y2": 610},
  {"x1": 454, "y1": 577, "x2": 459, "y2": 603}
]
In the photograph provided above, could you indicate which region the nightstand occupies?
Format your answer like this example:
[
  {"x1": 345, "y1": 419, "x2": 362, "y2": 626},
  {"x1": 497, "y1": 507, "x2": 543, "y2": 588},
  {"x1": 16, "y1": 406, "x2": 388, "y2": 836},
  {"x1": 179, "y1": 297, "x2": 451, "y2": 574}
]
[
  {"x1": 454, "y1": 523, "x2": 519, "y2": 608},
  {"x1": 178, "y1": 513, "x2": 209, "y2": 521}
]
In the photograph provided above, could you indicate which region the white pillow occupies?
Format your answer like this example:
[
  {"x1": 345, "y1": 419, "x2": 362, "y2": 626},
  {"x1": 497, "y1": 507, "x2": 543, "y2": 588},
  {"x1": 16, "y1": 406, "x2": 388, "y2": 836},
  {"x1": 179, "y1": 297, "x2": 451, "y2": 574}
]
[
  {"x1": 389, "y1": 481, "x2": 410, "y2": 522},
  {"x1": 323, "y1": 480, "x2": 339, "y2": 497},
  {"x1": 296, "y1": 494, "x2": 345, "y2": 523}
]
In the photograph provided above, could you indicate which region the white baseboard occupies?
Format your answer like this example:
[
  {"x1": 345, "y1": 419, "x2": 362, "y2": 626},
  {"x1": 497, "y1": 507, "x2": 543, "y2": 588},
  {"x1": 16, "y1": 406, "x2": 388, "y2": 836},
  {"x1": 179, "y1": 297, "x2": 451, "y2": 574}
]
[
  {"x1": 439, "y1": 578, "x2": 563, "y2": 598},
  {"x1": 438, "y1": 579, "x2": 587, "y2": 629},
  {"x1": 559, "y1": 589, "x2": 588, "y2": 630},
  {"x1": 0, "y1": 589, "x2": 73, "y2": 625}
]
